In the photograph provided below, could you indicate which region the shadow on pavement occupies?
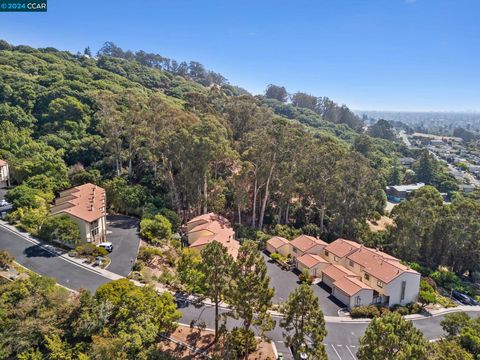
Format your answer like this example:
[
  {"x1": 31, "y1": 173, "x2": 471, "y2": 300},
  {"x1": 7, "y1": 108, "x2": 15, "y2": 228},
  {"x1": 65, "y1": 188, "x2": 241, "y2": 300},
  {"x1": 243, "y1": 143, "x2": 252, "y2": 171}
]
[
  {"x1": 24, "y1": 244, "x2": 58, "y2": 258},
  {"x1": 317, "y1": 282, "x2": 348, "y2": 308},
  {"x1": 107, "y1": 215, "x2": 139, "y2": 230}
]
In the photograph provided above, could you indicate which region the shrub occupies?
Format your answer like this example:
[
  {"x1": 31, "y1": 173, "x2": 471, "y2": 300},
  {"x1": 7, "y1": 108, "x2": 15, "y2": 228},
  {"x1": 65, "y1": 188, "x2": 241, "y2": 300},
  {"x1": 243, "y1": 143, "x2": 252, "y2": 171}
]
[
  {"x1": 140, "y1": 215, "x2": 172, "y2": 245},
  {"x1": 0, "y1": 250, "x2": 14, "y2": 270},
  {"x1": 270, "y1": 253, "x2": 281, "y2": 261},
  {"x1": 431, "y1": 270, "x2": 461, "y2": 290},
  {"x1": 138, "y1": 246, "x2": 163, "y2": 265},
  {"x1": 407, "y1": 302, "x2": 422, "y2": 314},
  {"x1": 142, "y1": 204, "x2": 180, "y2": 232},
  {"x1": 299, "y1": 269, "x2": 314, "y2": 285},
  {"x1": 350, "y1": 305, "x2": 381, "y2": 319},
  {"x1": 225, "y1": 328, "x2": 257, "y2": 358},
  {"x1": 75, "y1": 243, "x2": 108, "y2": 258},
  {"x1": 391, "y1": 305, "x2": 409, "y2": 316},
  {"x1": 133, "y1": 260, "x2": 145, "y2": 272},
  {"x1": 302, "y1": 223, "x2": 322, "y2": 237},
  {"x1": 38, "y1": 215, "x2": 80, "y2": 245},
  {"x1": 409, "y1": 262, "x2": 433, "y2": 277},
  {"x1": 273, "y1": 224, "x2": 302, "y2": 240}
]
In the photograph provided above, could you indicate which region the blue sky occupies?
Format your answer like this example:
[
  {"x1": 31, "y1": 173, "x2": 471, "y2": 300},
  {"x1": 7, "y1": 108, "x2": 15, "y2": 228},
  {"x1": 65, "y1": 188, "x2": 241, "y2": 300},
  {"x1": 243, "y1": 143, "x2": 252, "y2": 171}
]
[{"x1": 1, "y1": 0, "x2": 479, "y2": 111}]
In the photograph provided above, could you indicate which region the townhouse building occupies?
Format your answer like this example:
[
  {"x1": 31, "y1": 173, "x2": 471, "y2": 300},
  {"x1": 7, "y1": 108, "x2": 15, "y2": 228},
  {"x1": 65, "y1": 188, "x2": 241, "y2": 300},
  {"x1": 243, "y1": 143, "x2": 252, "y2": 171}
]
[
  {"x1": 50, "y1": 183, "x2": 107, "y2": 244},
  {"x1": 186, "y1": 212, "x2": 239, "y2": 258}
]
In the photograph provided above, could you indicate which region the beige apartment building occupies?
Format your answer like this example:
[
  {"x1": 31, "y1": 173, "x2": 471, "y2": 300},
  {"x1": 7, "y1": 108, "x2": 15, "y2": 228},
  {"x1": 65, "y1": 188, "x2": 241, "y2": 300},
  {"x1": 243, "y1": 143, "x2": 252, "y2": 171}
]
[{"x1": 50, "y1": 183, "x2": 107, "y2": 244}]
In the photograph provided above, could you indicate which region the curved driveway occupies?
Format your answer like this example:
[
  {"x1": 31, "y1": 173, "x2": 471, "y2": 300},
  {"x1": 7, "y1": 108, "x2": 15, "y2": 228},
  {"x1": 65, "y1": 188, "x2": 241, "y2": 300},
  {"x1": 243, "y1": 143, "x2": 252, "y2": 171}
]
[{"x1": 1, "y1": 223, "x2": 479, "y2": 359}]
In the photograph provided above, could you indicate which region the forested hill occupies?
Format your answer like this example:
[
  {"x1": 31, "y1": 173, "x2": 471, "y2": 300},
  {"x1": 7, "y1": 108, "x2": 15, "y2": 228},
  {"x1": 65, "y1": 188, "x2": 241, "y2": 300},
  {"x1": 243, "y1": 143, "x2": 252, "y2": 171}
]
[{"x1": 0, "y1": 40, "x2": 408, "y2": 240}]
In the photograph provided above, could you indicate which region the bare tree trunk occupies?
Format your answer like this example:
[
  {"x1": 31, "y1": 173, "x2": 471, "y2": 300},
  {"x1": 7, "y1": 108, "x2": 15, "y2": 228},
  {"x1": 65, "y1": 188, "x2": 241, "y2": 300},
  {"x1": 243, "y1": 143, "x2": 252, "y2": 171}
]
[
  {"x1": 252, "y1": 176, "x2": 258, "y2": 228},
  {"x1": 258, "y1": 158, "x2": 276, "y2": 229},
  {"x1": 203, "y1": 171, "x2": 208, "y2": 214},
  {"x1": 285, "y1": 202, "x2": 290, "y2": 225},
  {"x1": 320, "y1": 205, "x2": 326, "y2": 233},
  {"x1": 128, "y1": 156, "x2": 133, "y2": 176}
]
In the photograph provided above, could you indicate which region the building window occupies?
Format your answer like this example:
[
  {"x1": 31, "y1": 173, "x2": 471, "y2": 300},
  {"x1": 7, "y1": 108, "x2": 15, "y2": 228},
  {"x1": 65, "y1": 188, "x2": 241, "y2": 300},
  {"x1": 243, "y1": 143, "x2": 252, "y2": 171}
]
[
  {"x1": 91, "y1": 219, "x2": 100, "y2": 238},
  {"x1": 355, "y1": 296, "x2": 361, "y2": 306},
  {"x1": 400, "y1": 281, "x2": 406, "y2": 301},
  {"x1": 324, "y1": 250, "x2": 329, "y2": 257},
  {"x1": 377, "y1": 280, "x2": 383, "y2": 288},
  {"x1": 334, "y1": 256, "x2": 339, "y2": 262},
  {"x1": 364, "y1": 273, "x2": 370, "y2": 281},
  {"x1": 349, "y1": 260, "x2": 354, "y2": 267}
]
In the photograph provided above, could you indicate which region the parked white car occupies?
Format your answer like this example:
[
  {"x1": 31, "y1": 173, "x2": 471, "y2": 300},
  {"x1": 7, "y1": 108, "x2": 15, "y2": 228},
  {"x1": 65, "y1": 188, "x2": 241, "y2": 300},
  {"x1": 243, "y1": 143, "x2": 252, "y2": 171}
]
[
  {"x1": 0, "y1": 199, "x2": 9, "y2": 207},
  {"x1": 98, "y1": 242, "x2": 113, "y2": 252}
]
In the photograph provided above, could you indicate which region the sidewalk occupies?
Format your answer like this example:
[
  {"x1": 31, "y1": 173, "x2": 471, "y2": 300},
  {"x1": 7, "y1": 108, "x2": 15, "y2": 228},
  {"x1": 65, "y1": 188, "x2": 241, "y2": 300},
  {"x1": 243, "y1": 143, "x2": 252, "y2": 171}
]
[{"x1": 3, "y1": 220, "x2": 480, "y2": 324}]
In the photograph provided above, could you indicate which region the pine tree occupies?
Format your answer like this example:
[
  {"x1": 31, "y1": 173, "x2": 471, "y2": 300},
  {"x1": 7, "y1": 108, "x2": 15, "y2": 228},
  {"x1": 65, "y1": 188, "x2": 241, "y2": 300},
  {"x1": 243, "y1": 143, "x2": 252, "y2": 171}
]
[
  {"x1": 227, "y1": 240, "x2": 275, "y2": 359},
  {"x1": 200, "y1": 241, "x2": 233, "y2": 343},
  {"x1": 280, "y1": 284, "x2": 328, "y2": 359},
  {"x1": 357, "y1": 312, "x2": 428, "y2": 360}
]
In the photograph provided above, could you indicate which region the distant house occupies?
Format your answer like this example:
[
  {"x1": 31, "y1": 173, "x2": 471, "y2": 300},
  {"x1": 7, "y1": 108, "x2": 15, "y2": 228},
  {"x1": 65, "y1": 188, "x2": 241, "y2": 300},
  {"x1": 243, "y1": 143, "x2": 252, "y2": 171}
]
[
  {"x1": 290, "y1": 235, "x2": 328, "y2": 260},
  {"x1": 399, "y1": 157, "x2": 415, "y2": 169},
  {"x1": 265, "y1": 236, "x2": 291, "y2": 257},
  {"x1": 186, "y1": 213, "x2": 239, "y2": 259},
  {"x1": 50, "y1": 183, "x2": 107, "y2": 244},
  {"x1": 386, "y1": 183, "x2": 425, "y2": 202},
  {"x1": 460, "y1": 184, "x2": 475, "y2": 193},
  {"x1": 0, "y1": 160, "x2": 10, "y2": 188}
]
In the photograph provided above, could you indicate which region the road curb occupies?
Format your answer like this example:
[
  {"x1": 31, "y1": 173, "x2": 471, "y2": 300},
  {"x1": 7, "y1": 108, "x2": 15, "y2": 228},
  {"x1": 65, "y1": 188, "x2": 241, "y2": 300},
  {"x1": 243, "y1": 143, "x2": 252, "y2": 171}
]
[{"x1": 0, "y1": 222, "x2": 122, "y2": 280}]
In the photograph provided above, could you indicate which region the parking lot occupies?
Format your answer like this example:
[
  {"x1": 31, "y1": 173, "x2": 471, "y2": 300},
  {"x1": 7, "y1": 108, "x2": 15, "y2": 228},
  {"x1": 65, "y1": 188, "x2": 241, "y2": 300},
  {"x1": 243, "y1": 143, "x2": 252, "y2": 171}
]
[
  {"x1": 104, "y1": 215, "x2": 141, "y2": 277},
  {"x1": 262, "y1": 253, "x2": 343, "y2": 316}
]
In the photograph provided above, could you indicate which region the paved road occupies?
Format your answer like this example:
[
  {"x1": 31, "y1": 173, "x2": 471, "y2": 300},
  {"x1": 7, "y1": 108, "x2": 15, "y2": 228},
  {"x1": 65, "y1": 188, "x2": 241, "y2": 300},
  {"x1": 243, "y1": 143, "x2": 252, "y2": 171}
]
[
  {"x1": 105, "y1": 215, "x2": 141, "y2": 276},
  {"x1": 0, "y1": 225, "x2": 111, "y2": 292},
  {"x1": 263, "y1": 253, "x2": 342, "y2": 316},
  {"x1": 2, "y1": 223, "x2": 479, "y2": 359}
]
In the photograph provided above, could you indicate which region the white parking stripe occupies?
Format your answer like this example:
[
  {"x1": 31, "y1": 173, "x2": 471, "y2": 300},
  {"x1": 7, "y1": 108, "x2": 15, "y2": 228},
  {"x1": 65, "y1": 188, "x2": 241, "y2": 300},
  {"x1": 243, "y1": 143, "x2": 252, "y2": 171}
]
[
  {"x1": 346, "y1": 345, "x2": 357, "y2": 359},
  {"x1": 331, "y1": 344, "x2": 342, "y2": 359}
]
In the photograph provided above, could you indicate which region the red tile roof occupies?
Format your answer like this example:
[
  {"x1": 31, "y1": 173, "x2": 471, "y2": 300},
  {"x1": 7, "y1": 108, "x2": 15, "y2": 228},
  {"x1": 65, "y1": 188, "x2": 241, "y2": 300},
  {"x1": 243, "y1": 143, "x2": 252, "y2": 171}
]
[
  {"x1": 51, "y1": 183, "x2": 106, "y2": 223},
  {"x1": 190, "y1": 232, "x2": 239, "y2": 258},
  {"x1": 324, "y1": 238, "x2": 361, "y2": 258},
  {"x1": 347, "y1": 247, "x2": 419, "y2": 283},
  {"x1": 296, "y1": 253, "x2": 329, "y2": 269},
  {"x1": 290, "y1": 235, "x2": 327, "y2": 252},
  {"x1": 266, "y1": 236, "x2": 289, "y2": 250},
  {"x1": 187, "y1": 212, "x2": 229, "y2": 225},
  {"x1": 334, "y1": 276, "x2": 372, "y2": 296},
  {"x1": 189, "y1": 220, "x2": 235, "y2": 237},
  {"x1": 322, "y1": 264, "x2": 358, "y2": 282},
  {"x1": 187, "y1": 213, "x2": 239, "y2": 258}
]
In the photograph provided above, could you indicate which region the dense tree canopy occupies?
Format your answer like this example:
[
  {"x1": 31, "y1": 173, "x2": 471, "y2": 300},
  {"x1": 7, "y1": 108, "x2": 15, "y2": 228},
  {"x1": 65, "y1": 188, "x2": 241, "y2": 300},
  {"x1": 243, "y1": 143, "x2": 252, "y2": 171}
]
[
  {"x1": 389, "y1": 187, "x2": 480, "y2": 275},
  {"x1": 0, "y1": 40, "x2": 401, "y2": 241}
]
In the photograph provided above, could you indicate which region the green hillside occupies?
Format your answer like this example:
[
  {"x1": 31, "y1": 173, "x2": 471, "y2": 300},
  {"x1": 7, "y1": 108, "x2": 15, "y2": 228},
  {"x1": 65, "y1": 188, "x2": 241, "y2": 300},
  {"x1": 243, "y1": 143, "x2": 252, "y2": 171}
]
[{"x1": 0, "y1": 40, "x2": 408, "y2": 239}]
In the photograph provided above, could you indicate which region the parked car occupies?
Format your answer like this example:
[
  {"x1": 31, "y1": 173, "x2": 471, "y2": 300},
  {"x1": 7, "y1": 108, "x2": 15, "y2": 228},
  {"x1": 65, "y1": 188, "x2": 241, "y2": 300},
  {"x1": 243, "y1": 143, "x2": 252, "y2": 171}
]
[
  {"x1": 0, "y1": 199, "x2": 9, "y2": 207},
  {"x1": 277, "y1": 353, "x2": 284, "y2": 360},
  {"x1": 452, "y1": 290, "x2": 476, "y2": 305},
  {"x1": 174, "y1": 292, "x2": 189, "y2": 308},
  {"x1": 98, "y1": 242, "x2": 113, "y2": 253}
]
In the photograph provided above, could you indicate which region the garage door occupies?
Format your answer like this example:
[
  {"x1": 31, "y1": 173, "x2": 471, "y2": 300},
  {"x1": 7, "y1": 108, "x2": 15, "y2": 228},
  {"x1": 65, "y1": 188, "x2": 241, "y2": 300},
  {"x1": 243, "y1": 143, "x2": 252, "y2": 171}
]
[{"x1": 322, "y1": 273, "x2": 334, "y2": 290}]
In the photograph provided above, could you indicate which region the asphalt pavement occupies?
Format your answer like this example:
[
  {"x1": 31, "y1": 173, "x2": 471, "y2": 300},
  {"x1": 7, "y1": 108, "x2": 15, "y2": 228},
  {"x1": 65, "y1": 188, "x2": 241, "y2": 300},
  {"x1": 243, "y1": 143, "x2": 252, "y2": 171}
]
[
  {"x1": 2, "y1": 221, "x2": 480, "y2": 360},
  {"x1": 0, "y1": 225, "x2": 111, "y2": 292},
  {"x1": 105, "y1": 215, "x2": 141, "y2": 276},
  {"x1": 263, "y1": 253, "x2": 342, "y2": 316}
]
